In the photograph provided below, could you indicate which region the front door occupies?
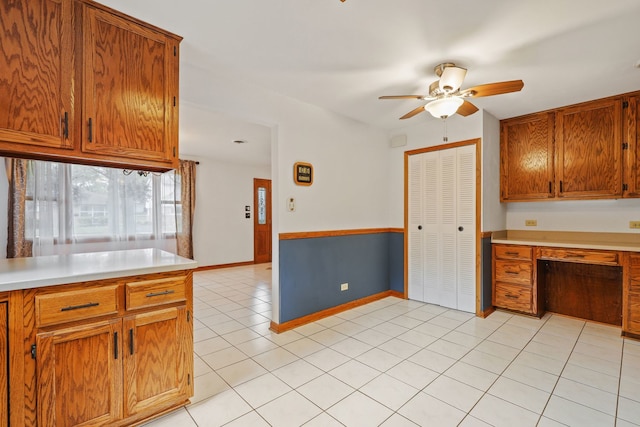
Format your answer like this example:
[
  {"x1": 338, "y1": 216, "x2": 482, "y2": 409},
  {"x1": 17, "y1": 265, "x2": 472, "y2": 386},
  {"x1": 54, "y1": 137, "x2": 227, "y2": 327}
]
[{"x1": 253, "y1": 178, "x2": 272, "y2": 263}]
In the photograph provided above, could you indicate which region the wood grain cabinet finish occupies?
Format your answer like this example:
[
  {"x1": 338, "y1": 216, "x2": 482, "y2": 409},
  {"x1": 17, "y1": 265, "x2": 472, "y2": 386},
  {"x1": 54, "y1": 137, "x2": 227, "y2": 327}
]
[
  {"x1": 0, "y1": 0, "x2": 180, "y2": 171},
  {"x1": 555, "y1": 97, "x2": 622, "y2": 199},
  {"x1": 0, "y1": 300, "x2": 7, "y2": 427},
  {"x1": 500, "y1": 112, "x2": 555, "y2": 201},
  {"x1": 36, "y1": 319, "x2": 123, "y2": 426},
  {"x1": 624, "y1": 94, "x2": 640, "y2": 197},
  {"x1": 31, "y1": 271, "x2": 193, "y2": 427},
  {"x1": 500, "y1": 93, "x2": 636, "y2": 202},
  {"x1": 492, "y1": 244, "x2": 537, "y2": 315},
  {"x1": 81, "y1": 4, "x2": 180, "y2": 169},
  {"x1": 625, "y1": 253, "x2": 640, "y2": 336},
  {"x1": 0, "y1": 0, "x2": 74, "y2": 151}
]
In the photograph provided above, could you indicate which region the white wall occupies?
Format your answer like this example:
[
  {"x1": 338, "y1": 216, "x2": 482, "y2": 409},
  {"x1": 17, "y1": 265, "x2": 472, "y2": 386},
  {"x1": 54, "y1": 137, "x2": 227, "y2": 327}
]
[
  {"x1": 506, "y1": 198, "x2": 640, "y2": 233},
  {"x1": 182, "y1": 154, "x2": 271, "y2": 267},
  {"x1": 481, "y1": 111, "x2": 507, "y2": 232},
  {"x1": 387, "y1": 113, "x2": 484, "y2": 227}
]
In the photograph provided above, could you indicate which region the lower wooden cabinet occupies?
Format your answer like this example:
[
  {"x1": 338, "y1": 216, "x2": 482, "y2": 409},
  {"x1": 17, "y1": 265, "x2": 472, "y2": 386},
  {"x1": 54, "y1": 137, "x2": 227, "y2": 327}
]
[
  {"x1": 123, "y1": 306, "x2": 193, "y2": 417},
  {"x1": 492, "y1": 244, "x2": 539, "y2": 315},
  {"x1": 27, "y1": 270, "x2": 193, "y2": 427},
  {"x1": 36, "y1": 319, "x2": 123, "y2": 426},
  {"x1": 1, "y1": 300, "x2": 8, "y2": 427},
  {"x1": 625, "y1": 253, "x2": 640, "y2": 336}
]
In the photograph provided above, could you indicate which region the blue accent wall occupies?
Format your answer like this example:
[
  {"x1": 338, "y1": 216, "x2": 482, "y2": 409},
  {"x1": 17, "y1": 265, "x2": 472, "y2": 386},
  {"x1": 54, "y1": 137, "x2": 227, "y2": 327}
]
[{"x1": 279, "y1": 231, "x2": 404, "y2": 323}]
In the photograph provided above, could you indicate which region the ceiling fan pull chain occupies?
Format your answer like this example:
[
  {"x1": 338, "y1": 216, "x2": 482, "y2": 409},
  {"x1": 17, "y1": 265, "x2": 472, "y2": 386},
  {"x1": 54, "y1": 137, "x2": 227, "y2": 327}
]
[{"x1": 442, "y1": 118, "x2": 448, "y2": 142}]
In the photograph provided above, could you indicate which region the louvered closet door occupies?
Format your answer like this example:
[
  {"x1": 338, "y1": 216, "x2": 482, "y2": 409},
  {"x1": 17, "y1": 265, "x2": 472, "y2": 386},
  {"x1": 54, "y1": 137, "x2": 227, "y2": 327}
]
[
  {"x1": 407, "y1": 155, "x2": 424, "y2": 301},
  {"x1": 455, "y1": 145, "x2": 477, "y2": 312},
  {"x1": 407, "y1": 144, "x2": 476, "y2": 313}
]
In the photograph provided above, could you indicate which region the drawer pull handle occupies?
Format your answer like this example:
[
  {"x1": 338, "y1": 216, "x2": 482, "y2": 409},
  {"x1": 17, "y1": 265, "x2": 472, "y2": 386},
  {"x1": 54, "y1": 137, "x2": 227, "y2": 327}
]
[
  {"x1": 505, "y1": 294, "x2": 518, "y2": 299},
  {"x1": 568, "y1": 254, "x2": 585, "y2": 259},
  {"x1": 505, "y1": 252, "x2": 519, "y2": 256},
  {"x1": 506, "y1": 271, "x2": 519, "y2": 275},
  {"x1": 146, "y1": 290, "x2": 175, "y2": 298},
  {"x1": 60, "y1": 302, "x2": 99, "y2": 312}
]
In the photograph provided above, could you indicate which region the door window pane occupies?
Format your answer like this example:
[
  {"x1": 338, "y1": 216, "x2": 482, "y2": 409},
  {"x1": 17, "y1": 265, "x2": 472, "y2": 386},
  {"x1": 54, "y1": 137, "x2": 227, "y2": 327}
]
[{"x1": 258, "y1": 187, "x2": 266, "y2": 225}]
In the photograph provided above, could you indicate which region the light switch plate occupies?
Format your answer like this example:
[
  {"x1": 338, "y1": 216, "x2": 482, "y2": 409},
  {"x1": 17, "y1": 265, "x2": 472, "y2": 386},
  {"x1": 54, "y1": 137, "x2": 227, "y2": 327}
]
[
  {"x1": 630, "y1": 221, "x2": 640, "y2": 229},
  {"x1": 525, "y1": 219, "x2": 537, "y2": 227}
]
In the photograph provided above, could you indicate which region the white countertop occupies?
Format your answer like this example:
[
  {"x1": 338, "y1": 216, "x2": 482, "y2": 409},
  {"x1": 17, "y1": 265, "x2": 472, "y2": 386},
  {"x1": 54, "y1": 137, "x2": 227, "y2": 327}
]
[
  {"x1": 491, "y1": 230, "x2": 640, "y2": 252},
  {"x1": 0, "y1": 248, "x2": 198, "y2": 292}
]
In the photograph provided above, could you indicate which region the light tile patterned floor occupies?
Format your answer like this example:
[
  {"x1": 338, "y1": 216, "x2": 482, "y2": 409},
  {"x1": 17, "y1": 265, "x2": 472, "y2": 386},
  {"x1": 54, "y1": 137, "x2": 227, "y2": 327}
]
[{"x1": 144, "y1": 263, "x2": 640, "y2": 427}]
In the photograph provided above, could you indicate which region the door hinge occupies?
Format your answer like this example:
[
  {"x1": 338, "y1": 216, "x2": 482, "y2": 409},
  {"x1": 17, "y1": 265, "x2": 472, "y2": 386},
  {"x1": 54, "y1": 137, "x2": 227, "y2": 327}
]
[
  {"x1": 31, "y1": 344, "x2": 36, "y2": 360},
  {"x1": 623, "y1": 183, "x2": 629, "y2": 191},
  {"x1": 623, "y1": 142, "x2": 629, "y2": 150},
  {"x1": 623, "y1": 101, "x2": 629, "y2": 108}
]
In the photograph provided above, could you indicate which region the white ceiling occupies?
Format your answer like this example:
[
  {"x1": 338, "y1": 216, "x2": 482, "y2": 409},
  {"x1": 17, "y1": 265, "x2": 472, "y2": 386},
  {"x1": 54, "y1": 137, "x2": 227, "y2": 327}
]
[{"x1": 100, "y1": 0, "x2": 640, "y2": 166}]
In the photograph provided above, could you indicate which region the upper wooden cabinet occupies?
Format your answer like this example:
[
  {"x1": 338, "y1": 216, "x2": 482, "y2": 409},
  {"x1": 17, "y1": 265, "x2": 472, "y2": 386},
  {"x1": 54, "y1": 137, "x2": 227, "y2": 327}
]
[
  {"x1": 555, "y1": 98, "x2": 622, "y2": 199},
  {"x1": 500, "y1": 112, "x2": 554, "y2": 201},
  {"x1": 0, "y1": 0, "x2": 74, "y2": 151},
  {"x1": 81, "y1": 4, "x2": 179, "y2": 167},
  {"x1": 624, "y1": 94, "x2": 640, "y2": 197},
  {"x1": 0, "y1": 0, "x2": 181, "y2": 171},
  {"x1": 500, "y1": 93, "x2": 634, "y2": 202}
]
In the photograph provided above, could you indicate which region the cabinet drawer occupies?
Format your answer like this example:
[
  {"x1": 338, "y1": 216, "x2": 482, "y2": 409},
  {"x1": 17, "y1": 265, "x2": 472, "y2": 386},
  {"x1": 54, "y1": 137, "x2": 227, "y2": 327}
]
[
  {"x1": 36, "y1": 285, "x2": 119, "y2": 328},
  {"x1": 125, "y1": 276, "x2": 186, "y2": 310},
  {"x1": 494, "y1": 260, "x2": 532, "y2": 285},
  {"x1": 494, "y1": 282, "x2": 533, "y2": 313},
  {"x1": 539, "y1": 248, "x2": 619, "y2": 265},
  {"x1": 495, "y1": 245, "x2": 532, "y2": 261}
]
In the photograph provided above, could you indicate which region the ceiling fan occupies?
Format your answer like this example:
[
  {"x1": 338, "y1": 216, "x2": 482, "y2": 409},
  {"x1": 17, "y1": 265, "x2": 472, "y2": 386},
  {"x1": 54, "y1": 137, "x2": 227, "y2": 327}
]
[{"x1": 379, "y1": 62, "x2": 524, "y2": 120}]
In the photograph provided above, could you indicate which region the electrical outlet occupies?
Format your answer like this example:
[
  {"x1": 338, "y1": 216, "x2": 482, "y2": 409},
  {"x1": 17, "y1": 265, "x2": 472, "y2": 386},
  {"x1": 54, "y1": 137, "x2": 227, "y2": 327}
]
[
  {"x1": 340, "y1": 283, "x2": 349, "y2": 291},
  {"x1": 525, "y1": 219, "x2": 537, "y2": 227},
  {"x1": 630, "y1": 221, "x2": 640, "y2": 229}
]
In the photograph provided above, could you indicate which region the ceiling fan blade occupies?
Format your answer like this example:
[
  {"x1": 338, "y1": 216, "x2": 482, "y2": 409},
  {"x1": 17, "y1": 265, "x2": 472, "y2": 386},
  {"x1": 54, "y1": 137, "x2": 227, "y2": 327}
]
[
  {"x1": 439, "y1": 66, "x2": 467, "y2": 93},
  {"x1": 463, "y1": 80, "x2": 524, "y2": 97},
  {"x1": 400, "y1": 106, "x2": 426, "y2": 120},
  {"x1": 379, "y1": 95, "x2": 424, "y2": 100},
  {"x1": 456, "y1": 100, "x2": 479, "y2": 117}
]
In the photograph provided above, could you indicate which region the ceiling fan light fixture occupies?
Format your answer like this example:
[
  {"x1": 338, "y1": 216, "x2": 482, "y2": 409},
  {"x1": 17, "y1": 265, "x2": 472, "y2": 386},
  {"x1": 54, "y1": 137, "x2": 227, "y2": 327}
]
[{"x1": 424, "y1": 97, "x2": 463, "y2": 119}]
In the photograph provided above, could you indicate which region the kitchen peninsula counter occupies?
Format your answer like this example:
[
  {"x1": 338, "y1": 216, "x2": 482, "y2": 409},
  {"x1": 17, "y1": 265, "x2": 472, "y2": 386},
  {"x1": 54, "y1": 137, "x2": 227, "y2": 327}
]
[
  {"x1": 0, "y1": 248, "x2": 197, "y2": 291},
  {"x1": 0, "y1": 249, "x2": 197, "y2": 426}
]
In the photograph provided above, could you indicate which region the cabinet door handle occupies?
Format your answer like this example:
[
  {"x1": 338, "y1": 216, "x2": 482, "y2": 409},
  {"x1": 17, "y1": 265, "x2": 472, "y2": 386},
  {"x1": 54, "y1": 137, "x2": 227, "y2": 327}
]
[
  {"x1": 560, "y1": 180, "x2": 563, "y2": 193},
  {"x1": 548, "y1": 181, "x2": 552, "y2": 194},
  {"x1": 129, "y1": 328, "x2": 134, "y2": 355},
  {"x1": 505, "y1": 251, "x2": 519, "y2": 256},
  {"x1": 62, "y1": 112, "x2": 69, "y2": 139},
  {"x1": 114, "y1": 332, "x2": 119, "y2": 360},
  {"x1": 146, "y1": 289, "x2": 175, "y2": 298},
  {"x1": 60, "y1": 302, "x2": 99, "y2": 312},
  {"x1": 569, "y1": 254, "x2": 585, "y2": 259},
  {"x1": 88, "y1": 117, "x2": 93, "y2": 142}
]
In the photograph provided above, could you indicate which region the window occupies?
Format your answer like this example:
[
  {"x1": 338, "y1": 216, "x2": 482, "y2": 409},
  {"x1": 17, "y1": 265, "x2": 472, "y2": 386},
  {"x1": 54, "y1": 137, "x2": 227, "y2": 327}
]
[{"x1": 25, "y1": 161, "x2": 179, "y2": 255}]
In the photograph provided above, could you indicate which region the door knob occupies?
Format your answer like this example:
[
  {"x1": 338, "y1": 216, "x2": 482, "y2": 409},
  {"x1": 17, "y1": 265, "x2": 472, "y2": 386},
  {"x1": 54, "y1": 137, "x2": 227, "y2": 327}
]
[{"x1": 458, "y1": 226, "x2": 464, "y2": 231}]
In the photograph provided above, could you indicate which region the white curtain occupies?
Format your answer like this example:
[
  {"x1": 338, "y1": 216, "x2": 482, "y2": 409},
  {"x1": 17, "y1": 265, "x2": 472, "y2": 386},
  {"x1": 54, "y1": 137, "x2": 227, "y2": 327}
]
[{"x1": 26, "y1": 160, "x2": 178, "y2": 256}]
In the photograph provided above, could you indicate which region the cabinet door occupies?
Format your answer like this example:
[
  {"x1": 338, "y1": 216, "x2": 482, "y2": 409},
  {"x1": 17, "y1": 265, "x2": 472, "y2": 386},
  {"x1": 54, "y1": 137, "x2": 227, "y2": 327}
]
[
  {"x1": 123, "y1": 306, "x2": 192, "y2": 417},
  {"x1": 624, "y1": 95, "x2": 640, "y2": 197},
  {"x1": 0, "y1": 301, "x2": 7, "y2": 427},
  {"x1": 625, "y1": 253, "x2": 640, "y2": 335},
  {"x1": 500, "y1": 112, "x2": 555, "y2": 201},
  {"x1": 36, "y1": 319, "x2": 123, "y2": 427},
  {"x1": 82, "y1": 5, "x2": 179, "y2": 168},
  {"x1": 0, "y1": 0, "x2": 73, "y2": 150},
  {"x1": 556, "y1": 98, "x2": 622, "y2": 198}
]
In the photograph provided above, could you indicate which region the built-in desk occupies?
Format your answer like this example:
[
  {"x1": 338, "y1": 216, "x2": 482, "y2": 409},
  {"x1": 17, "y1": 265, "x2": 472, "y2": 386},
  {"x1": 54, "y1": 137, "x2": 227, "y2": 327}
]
[{"x1": 491, "y1": 231, "x2": 640, "y2": 338}]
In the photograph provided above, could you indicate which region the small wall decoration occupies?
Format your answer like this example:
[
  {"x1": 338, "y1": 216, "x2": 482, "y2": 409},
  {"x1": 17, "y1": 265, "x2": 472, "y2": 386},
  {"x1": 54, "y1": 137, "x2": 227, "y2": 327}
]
[{"x1": 294, "y1": 162, "x2": 313, "y2": 186}]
